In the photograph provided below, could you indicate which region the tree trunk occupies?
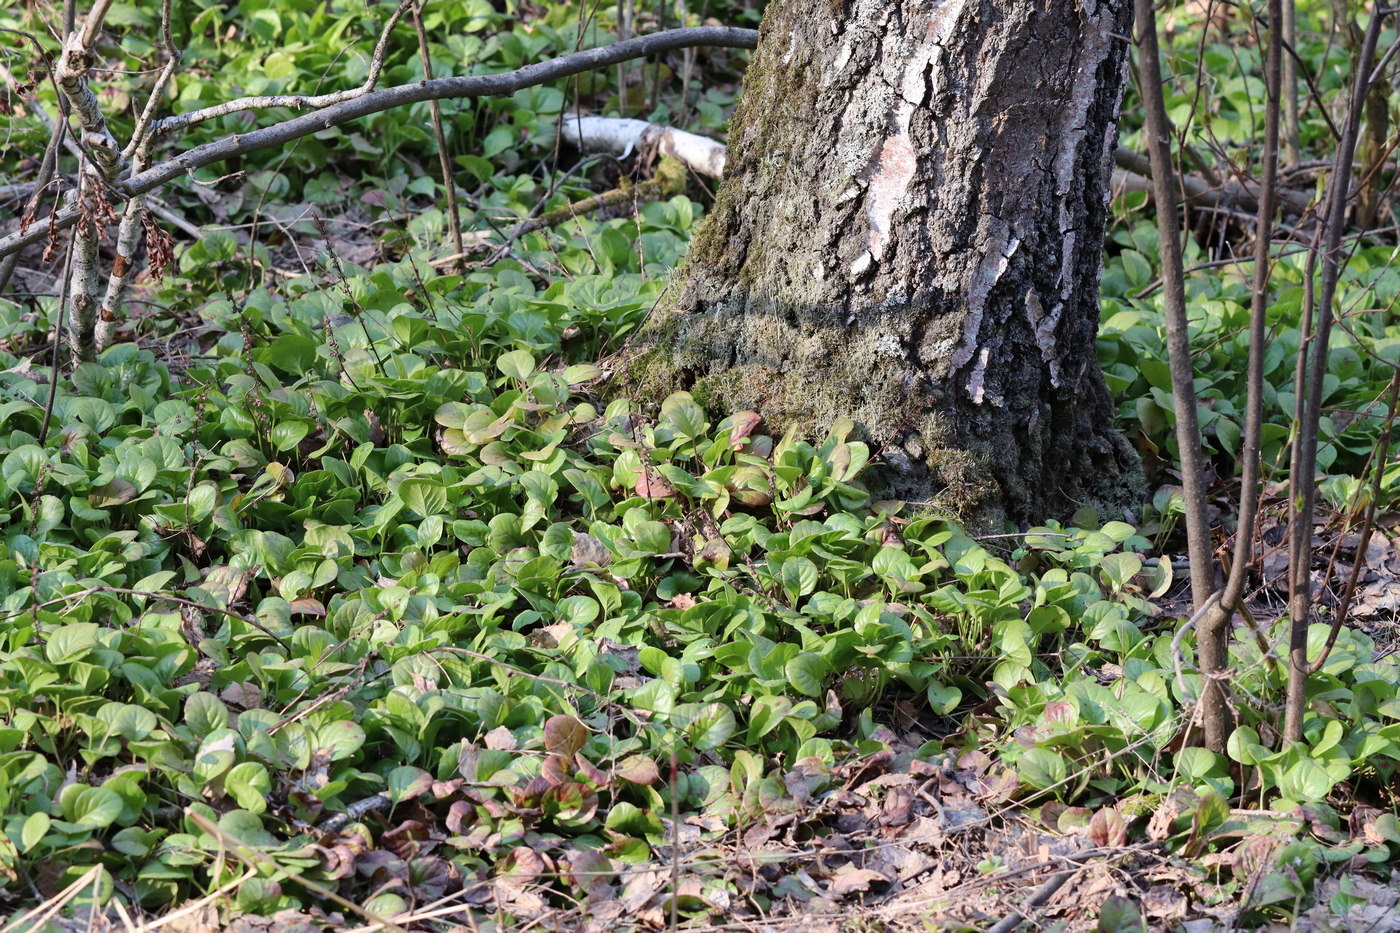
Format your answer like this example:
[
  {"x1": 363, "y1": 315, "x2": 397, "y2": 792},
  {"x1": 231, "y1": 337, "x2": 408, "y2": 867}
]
[{"x1": 621, "y1": 0, "x2": 1143, "y2": 527}]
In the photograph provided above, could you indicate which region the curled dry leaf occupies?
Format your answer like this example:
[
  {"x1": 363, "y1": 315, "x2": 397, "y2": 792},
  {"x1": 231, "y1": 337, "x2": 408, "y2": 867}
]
[
  {"x1": 827, "y1": 866, "x2": 890, "y2": 897},
  {"x1": 543, "y1": 714, "x2": 588, "y2": 757}
]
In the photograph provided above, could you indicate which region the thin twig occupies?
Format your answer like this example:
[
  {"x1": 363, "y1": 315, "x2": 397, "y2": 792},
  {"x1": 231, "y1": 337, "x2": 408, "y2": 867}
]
[
  {"x1": 1134, "y1": 0, "x2": 1214, "y2": 610},
  {"x1": 1304, "y1": 368, "x2": 1400, "y2": 674},
  {"x1": 1283, "y1": 5, "x2": 1391, "y2": 742},
  {"x1": 409, "y1": 0, "x2": 465, "y2": 269},
  {"x1": 39, "y1": 198, "x2": 77, "y2": 445},
  {"x1": 1196, "y1": 0, "x2": 1285, "y2": 753}
]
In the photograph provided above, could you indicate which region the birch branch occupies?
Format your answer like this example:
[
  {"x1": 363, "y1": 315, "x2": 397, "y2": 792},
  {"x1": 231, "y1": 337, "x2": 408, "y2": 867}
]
[
  {"x1": 95, "y1": 150, "x2": 150, "y2": 352},
  {"x1": 559, "y1": 115, "x2": 727, "y2": 178},
  {"x1": 55, "y1": 3, "x2": 127, "y2": 184},
  {"x1": 0, "y1": 26, "x2": 760, "y2": 261},
  {"x1": 57, "y1": 2, "x2": 121, "y2": 360},
  {"x1": 1113, "y1": 147, "x2": 1313, "y2": 219},
  {"x1": 67, "y1": 185, "x2": 106, "y2": 361},
  {"x1": 98, "y1": 0, "x2": 179, "y2": 351},
  {"x1": 556, "y1": 118, "x2": 1313, "y2": 228}
]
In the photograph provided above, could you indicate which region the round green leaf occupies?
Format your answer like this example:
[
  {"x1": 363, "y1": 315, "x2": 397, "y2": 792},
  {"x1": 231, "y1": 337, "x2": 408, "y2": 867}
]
[
  {"x1": 785, "y1": 653, "x2": 830, "y2": 698},
  {"x1": 225, "y1": 762, "x2": 271, "y2": 814},
  {"x1": 498, "y1": 349, "x2": 536, "y2": 381},
  {"x1": 686, "y1": 703, "x2": 736, "y2": 751},
  {"x1": 61, "y1": 785, "x2": 123, "y2": 830}
]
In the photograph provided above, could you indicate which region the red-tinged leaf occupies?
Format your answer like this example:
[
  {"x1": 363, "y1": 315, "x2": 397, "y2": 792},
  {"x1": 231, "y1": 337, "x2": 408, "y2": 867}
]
[
  {"x1": 727, "y1": 410, "x2": 762, "y2": 448},
  {"x1": 829, "y1": 442, "x2": 851, "y2": 477},
  {"x1": 516, "y1": 776, "x2": 553, "y2": 803},
  {"x1": 1058, "y1": 806, "x2": 1094, "y2": 832},
  {"x1": 1039, "y1": 800, "x2": 1069, "y2": 832},
  {"x1": 567, "y1": 849, "x2": 615, "y2": 902},
  {"x1": 540, "y1": 753, "x2": 570, "y2": 787},
  {"x1": 574, "y1": 752, "x2": 609, "y2": 788},
  {"x1": 542, "y1": 781, "x2": 599, "y2": 827},
  {"x1": 410, "y1": 856, "x2": 459, "y2": 901},
  {"x1": 1089, "y1": 806, "x2": 1127, "y2": 847},
  {"x1": 322, "y1": 843, "x2": 358, "y2": 879},
  {"x1": 614, "y1": 755, "x2": 660, "y2": 786},
  {"x1": 89, "y1": 478, "x2": 138, "y2": 507},
  {"x1": 499, "y1": 846, "x2": 548, "y2": 885},
  {"x1": 694, "y1": 538, "x2": 732, "y2": 571},
  {"x1": 879, "y1": 521, "x2": 903, "y2": 547},
  {"x1": 544, "y1": 715, "x2": 588, "y2": 757},
  {"x1": 381, "y1": 820, "x2": 430, "y2": 858},
  {"x1": 387, "y1": 765, "x2": 433, "y2": 803},
  {"x1": 635, "y1": 468, "x2": 676, "y2": 499},
  {"x1": 725, "y1": 466, "x2": 772, "y2": 506},
  {"x1": 445, "y1": 801, "x2": 476, "y2": 835},
  {"x1": 289, "y1": 598, "x2": 326, "y2": 617},
  {"x1": 431, "y1": 779, "x2": 463, "y2": 799}
]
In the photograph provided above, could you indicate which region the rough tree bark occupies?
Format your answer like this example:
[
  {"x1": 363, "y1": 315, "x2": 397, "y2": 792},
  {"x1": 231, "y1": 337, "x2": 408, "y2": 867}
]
[{"x1": 621, "y1": 0, "x2": 1144, "y2": 526}]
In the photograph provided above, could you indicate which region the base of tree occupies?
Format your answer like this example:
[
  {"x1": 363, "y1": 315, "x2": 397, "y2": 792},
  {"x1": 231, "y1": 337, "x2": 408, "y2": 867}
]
[
  {"x1": 612, "y1": 0, "x2": 1148, "y2": 530},
  {"x1": 616, "y1": 299, "x2": 1146, "y2": 531}
]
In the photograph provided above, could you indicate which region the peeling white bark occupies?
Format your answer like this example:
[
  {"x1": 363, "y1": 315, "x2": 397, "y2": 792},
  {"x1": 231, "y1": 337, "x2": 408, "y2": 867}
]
[
  {"x1": 861, "y1": 0, "x2": 965, "y2": 265},
  {"x1": 67, "y1": 179, "x2": 104, "y2": 362},
  {"x1": 559, "y1": 115, "x2": 728, "y2": 178},
  {"x1": 55, "y1": 5, "x2": 124, "y2": 361},
  {"x1": 55, "y1": 31, "x2": 128, "y2": 185}
]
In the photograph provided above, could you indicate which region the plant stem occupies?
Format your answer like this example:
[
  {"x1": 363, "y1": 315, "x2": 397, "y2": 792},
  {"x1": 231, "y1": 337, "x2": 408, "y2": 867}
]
[{"x1": 1133, "y1": 0, "x2": 1214, "y2": 612}]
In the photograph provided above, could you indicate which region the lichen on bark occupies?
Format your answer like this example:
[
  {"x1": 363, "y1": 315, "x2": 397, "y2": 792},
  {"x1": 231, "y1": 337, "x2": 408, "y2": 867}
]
[{"x1": 617, "y1": 0, "x2": 1145, "y2": 528}]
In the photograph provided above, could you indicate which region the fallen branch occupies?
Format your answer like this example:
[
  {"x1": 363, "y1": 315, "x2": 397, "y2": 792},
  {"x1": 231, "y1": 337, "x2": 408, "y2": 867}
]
[
  {"x1": 559, "y1": 114, "x2": 728, "y2": 178},
  {"x1": 0, "y1": 26, "x2": 760, "y2": 261},
  {"x1": 429, "y1": 153, "x2": 691, "y2": 267},
  {"x1": 1113, "y1": 146, "x2": 1313, "y2": 219}
]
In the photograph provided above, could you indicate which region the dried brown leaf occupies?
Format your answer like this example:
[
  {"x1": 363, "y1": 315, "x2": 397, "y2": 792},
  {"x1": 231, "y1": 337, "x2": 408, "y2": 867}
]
[{"x1": 827, "y1": 866, "x2": 890, "y2": 897}]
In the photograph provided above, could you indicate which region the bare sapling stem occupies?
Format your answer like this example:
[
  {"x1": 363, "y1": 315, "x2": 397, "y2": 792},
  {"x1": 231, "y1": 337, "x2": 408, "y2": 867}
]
[
  {"x1": 1282, "y1": 0, "x2": 1301, "y2": 162},
  {"x1": 1185, "y1": 0, "x2": 1285, "y2": 754},
  {"x1": 1133, "y1": 0, "x2": 1215, "y2": 613},
  {"x1": 1283, "y1": 6, "x2": 1391, "y2": 744}
]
